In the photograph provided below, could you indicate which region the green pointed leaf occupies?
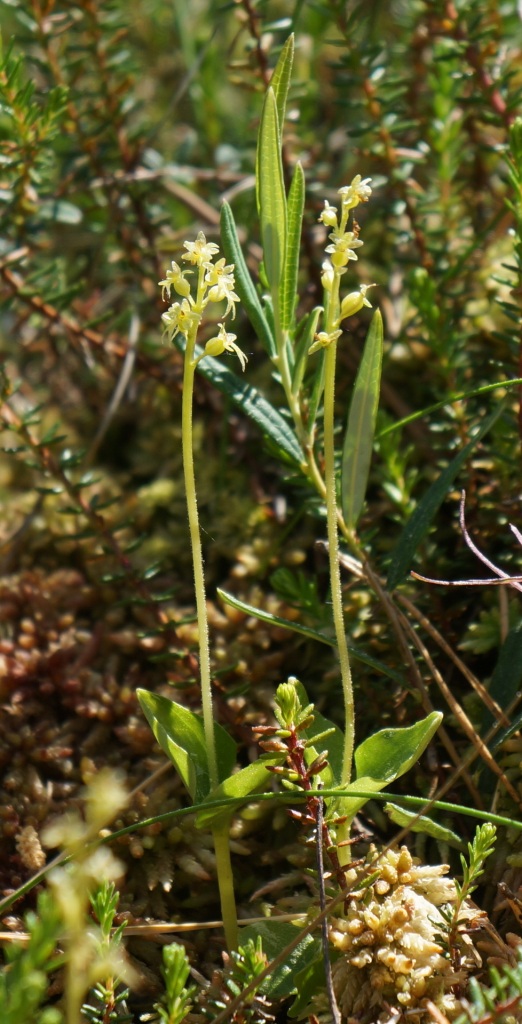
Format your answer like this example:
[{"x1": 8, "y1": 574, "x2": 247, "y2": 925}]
[
  {"x1": 341, "y1": 309, "x2": 383, "y2": 530},
  {"x1": 195, "y1": 755, "x2": 286, "y2": 829},
  {"x1": 386, "y1": 403, "x2": 505, "y2": 590},
  {"x1": 280, "y1": 161, "x2": 305, "y2": 331},
  {"x1": 174, "y1": 336, "x2": 303, "y2": 466},
  {"x1": 137, "y1": 689, "x2": 236, "y2": 804},
  {"x1": 217, "y1": 588, "x2": 404, "y2": 683},
  {"x1": 220, "y1": 201, "x2": 276, "y2": 358},
  {"x1": 327, "y1": 711, "x2": 443, "y2": 822},
  {"x1": 355, "y1": 711, "x2": 442, "y2": 784},
  {"x1": 239, "y1": 918, "x2": 318, "y2": 999},
  {"x1": 257, "y1": 87, "x2": 287, "y2": 293},
  {"x1": 384, "y1": 803, "x2": 465, "y2": 849},
  {"x1": 255, "y1": 35, "x2": 294, "y2": 212},
  {"x1": 269, "y1": 35, "x2": 294, "y2": 145}
]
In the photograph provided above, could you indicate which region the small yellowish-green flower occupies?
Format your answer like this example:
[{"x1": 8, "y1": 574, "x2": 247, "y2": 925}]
[
  {"x1": 161, "y1": 297, "x2": 196, "y2": 340},
  {"x1": 204, "y1": 258, "x2": 240, "y2": 318},
  {"x1": 319, "y1": 200, "x2": 339, "y2": 228},
  {"x1": 182, "y1": 231, "x2": 220, "y2": 267},
  {"x1": 158, "y1": 261, "x2": 192, "y2": 300},
  {"x1": 196, "y1": 322, "x2": 248, "y2": 371},
  {"x1": 340, "y1": 283, "x2": 374, "y2": 320},
  {"x1": 308, "y1": 328, "x2": 343, "y2": 355},
  {"x1": 338, "y1": 174, "x2": 373, "y2": 211},
  {"x1": 326, "y1": 231, "x2": 364, "y2": 268}
]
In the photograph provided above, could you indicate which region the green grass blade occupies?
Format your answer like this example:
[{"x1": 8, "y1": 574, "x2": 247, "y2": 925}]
[
  {"x1": 257, "y1": 87, "x2": 287, "y2": 294},
  {"x1": 341, "y1": 309, "x2": 383, "y2": 530},
  {"x1": 386, "y1": 403, "x2": 505, "y2": 591},
  {"x1": 217, "y1": 588, "x2": 404, "y2": 683},
  {"x1": 220, "y1": 200, "x2": 276, "y2": 358},
  {"x1": 376, "y1": 377, "x2": 522, "y2": 439},
  {"x1": 280, "y1": 161, "x2": 305, "y2": 332},
  {"x1": 174, "y1": 336, "x2": 303, "y2": 466}
]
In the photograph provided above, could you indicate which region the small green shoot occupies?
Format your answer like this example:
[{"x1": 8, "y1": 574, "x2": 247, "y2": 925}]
[{"x1": 152, "y1": 943, "x2": 196, "y2": 1024}]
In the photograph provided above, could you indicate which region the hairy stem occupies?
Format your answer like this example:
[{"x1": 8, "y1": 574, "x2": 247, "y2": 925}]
[
  {"x1": 323, "y1": 339, "x2": 355, "y2": 791},
  {"x1": 181, "y1": 317, "x2": 238, "y2": 950},
  {"x1": 181, "y1": 327, "x2": 218, "y2": 790}
]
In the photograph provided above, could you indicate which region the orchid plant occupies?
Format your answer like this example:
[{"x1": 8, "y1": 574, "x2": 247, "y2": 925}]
[{"x1": 137, "y1": 35, "x2": 442, "y2": 951}]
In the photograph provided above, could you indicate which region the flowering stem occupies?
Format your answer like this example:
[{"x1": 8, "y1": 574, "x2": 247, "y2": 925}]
[
  {"x1": 322, "y1": 338, "x2": 355, "y2": 793},
  {"x1": 181, "y1": 322, "x2": 218, "y2": 791},
  {"x1": 181, "y1": 316, "x2": 239, "y2": 951}
]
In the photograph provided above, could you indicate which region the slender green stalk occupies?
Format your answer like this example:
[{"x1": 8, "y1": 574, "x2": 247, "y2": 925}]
[
  {"x1": 213, "y1": 829, "x2": 239, "y2": 950},
  {"x1": 181, "y1": 323, "x2": 218, "y2": 790},
  {"x1": 322, "y1": 338, "x2": 355, "y2": 790},
  {"x1": 176, "y1": 260, "x2": 239, "y2": 946},
  {"x1": 181, "y1": 322, "x2": 239, "y2": 951},
  {"x1": 308, "y1": 177, "x2": 372, "y2": 813}
]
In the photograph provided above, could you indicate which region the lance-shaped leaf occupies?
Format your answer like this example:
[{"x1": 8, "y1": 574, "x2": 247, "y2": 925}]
[
  {"x1": 257, "y1": 87, "x2": 287, "y2": 295},
  {"x1": 341, "y1": 309, "x2": 383, "y2": 530},
  {"x1": 217, "y1": 587, "x2": 405, "y2": 683},
  {"x1": 270, "y1": 34, "x2": 294, "y2": 145},
  {"x1": 384, "y1": 803, "x2": 465, "y2": 849},
  {"x1": 220, "y1": 200, "x2": 276, "y2": 358},
  {"x1": 331, "y1": 711, "x2": 442, "y2": 821},
  {"x1": 137, "y1": 689, "x2": 236, "y2": 804},
  {"x1": 255, "y1": 35, "x2": 294, "y2": 212},
  {"x1": 239, "y1": 918, "x2": 319, "y2": 1000},
  {"x1": 280, "y1": 161, "x2": 305, "y2": 332}
]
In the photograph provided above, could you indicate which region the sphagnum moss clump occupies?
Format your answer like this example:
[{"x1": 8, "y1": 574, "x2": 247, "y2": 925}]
[{"x1": 327, "y1": 846, "x2": 483, "y2": 1023}]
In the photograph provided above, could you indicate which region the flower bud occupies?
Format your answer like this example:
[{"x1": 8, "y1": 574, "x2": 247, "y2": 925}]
[
  {"x1": 331, "y1": 250, "x2": 351, "y2": 268},
  {"x1": 203, "y1": 334, "x2": 226, "y2": 358},
  {"x1": 319, "y1": 201, "x2": 338, "y2": 228},
  {"x1": 321, "y1": 260, "x2": 335, "y2": 292},
  {"x1": 275, "y1": 680, "x2": 301, "y2": 728},
  {"x1": 173, "y1": 275, "x2": 191, "y2": 298},
  {"x1": 340, "y1": 284, "x2": 373, "y2": 319}
]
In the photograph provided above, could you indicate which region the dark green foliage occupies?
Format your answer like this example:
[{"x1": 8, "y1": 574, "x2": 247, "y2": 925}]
[
  {"x1": 0, "y1": 890, "x2": 63, "y2": 1024},
  {"x1": 151, "y1": 942, "x2": 196, "y2": 1024}
]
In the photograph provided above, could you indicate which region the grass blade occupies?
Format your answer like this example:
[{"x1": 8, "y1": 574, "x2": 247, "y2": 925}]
[{"x1": 217, "y1": 588, "x2": 404, "y2": 682}]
